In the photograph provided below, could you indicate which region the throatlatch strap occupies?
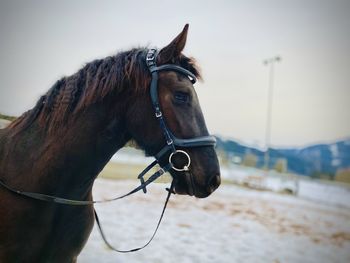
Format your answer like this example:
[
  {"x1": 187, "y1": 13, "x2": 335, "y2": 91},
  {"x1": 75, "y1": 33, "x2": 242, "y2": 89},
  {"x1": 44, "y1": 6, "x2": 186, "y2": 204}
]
[{"x1": 94, "y1": 181, "x2": 174, "y2": 253}]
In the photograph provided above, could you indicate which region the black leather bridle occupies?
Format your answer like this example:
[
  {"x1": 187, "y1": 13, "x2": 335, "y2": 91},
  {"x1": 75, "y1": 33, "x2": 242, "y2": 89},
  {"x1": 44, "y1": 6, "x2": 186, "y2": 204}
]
[
  {"x1": 139, "y1": 48, "x2": 216, "y2": 182},
  {"x1": 0, "y1": 49, "x2": 217, "y2": 253},
  {"x1": 147, "y1": 48, "x2": 216, "y2": 157}
]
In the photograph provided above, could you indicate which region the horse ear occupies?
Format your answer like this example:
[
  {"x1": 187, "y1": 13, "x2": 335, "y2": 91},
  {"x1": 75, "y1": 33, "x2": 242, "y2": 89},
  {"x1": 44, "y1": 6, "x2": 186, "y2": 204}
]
[{"x1": 158, "y1": 24, "x2": 189, "y2": 64}]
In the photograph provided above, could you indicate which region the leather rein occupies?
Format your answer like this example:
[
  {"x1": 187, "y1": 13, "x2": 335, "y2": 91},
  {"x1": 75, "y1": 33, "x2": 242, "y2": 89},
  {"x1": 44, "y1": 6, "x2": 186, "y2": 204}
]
[{"x1": 0, "y1": 49, "x2": 216, "y2": 253}]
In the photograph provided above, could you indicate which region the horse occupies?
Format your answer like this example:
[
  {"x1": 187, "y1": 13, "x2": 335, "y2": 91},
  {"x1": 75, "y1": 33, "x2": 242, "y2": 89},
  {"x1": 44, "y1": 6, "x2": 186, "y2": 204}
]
[{"x1": 0, "y1": 24, "x2": 220, "y2": 262}]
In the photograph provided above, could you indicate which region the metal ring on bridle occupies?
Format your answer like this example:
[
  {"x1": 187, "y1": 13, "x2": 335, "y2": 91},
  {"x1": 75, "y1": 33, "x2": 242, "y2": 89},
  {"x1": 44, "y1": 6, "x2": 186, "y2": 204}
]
[{"x1": 169, "y1": 150, "x2": 191, "y2": 172}]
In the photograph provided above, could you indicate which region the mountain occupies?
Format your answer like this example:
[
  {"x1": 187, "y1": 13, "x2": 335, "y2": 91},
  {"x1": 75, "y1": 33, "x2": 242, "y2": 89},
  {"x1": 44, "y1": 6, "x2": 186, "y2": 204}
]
[{"x1": 215, "y1": 136, "x2": 350, "y2": 176}]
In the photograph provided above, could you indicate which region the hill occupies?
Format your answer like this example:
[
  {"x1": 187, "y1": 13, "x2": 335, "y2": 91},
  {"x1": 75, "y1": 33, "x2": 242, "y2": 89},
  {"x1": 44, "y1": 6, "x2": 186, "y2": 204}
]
[
  {"x1": 215, "y1": 136, "x2": 350, "y2": 177},
  {"x1": 0, "y1": 113, "x2": 16, "y2": 122}
]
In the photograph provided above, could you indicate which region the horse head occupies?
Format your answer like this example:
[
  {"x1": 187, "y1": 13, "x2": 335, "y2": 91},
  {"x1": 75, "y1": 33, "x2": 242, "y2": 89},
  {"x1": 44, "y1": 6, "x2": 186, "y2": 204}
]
[{"x1": 126, "y1": 25, "x2": 221, "y2": 198}]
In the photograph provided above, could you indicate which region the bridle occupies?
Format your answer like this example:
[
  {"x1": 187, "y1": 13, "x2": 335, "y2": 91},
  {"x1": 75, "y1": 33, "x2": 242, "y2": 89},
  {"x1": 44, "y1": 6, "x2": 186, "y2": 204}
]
[
  {"x1": 0, "y1": 49, "x2": 216, "y2": 253},
  {"x1": 146, "y1": 48, "x2": 216, "y2": 172}
]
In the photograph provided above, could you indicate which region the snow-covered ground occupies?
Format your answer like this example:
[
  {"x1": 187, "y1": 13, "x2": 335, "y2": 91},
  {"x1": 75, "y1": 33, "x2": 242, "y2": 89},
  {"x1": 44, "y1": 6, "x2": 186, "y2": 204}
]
[
  {"x1": 221, "y1": 165, "x2": 350, "y2": 210},
  {"x1": 113, "y1": 148, "x2": 350, "y2": 209},
  {"x1": 79, "y1": 179, "x2": 350, "y2": 263}
]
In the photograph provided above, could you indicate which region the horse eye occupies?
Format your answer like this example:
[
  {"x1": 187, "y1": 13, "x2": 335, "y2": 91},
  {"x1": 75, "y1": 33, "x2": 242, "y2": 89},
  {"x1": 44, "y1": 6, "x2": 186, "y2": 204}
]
[{"x1": 174, "y1": 91, "x2": 189, "y2": 103}]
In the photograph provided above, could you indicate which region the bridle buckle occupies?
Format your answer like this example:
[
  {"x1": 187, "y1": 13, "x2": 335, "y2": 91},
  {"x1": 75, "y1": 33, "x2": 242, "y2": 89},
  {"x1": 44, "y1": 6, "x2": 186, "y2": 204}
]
[
  {"x1": 146, "y1": 54, "x2": 155, "y2": 61},
  {"x1": 155, "y1": 111, "x2": 162, "y2": 118},
  {"x1": 166, "y1": 138, "x2": 173, "y2": 145}
]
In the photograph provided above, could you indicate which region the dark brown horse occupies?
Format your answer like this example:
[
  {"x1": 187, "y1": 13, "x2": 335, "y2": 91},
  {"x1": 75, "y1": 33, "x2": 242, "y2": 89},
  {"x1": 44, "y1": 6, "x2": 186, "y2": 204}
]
[{"x1": 0, "y1": 25, "x2": 220, "y2": 262}]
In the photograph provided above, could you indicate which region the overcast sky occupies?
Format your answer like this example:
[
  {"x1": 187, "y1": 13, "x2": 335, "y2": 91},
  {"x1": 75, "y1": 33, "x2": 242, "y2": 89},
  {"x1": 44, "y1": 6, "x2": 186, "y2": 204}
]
[{"x1": 0, "y1": 0, "x2": 349, "y2": 148}]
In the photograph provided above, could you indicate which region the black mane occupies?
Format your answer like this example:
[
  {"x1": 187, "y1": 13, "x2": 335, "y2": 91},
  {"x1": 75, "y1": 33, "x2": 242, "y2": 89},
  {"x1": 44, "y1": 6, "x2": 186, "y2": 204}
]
[{"x1": 8, "y1": 48, "x2": 200, "y2": 134}]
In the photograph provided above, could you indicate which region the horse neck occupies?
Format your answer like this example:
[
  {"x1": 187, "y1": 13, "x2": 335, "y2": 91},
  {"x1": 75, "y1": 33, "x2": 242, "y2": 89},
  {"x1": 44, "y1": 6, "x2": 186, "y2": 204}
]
[{"x1": 5, "y1": 98, "x2": 131, "y2": 199}]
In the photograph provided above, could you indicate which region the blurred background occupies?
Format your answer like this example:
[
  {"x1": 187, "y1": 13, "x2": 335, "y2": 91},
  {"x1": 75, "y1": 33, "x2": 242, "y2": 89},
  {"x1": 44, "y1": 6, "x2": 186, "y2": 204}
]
[{"x1": 0, "y1": 1, "x2": 349, "y2": 262}]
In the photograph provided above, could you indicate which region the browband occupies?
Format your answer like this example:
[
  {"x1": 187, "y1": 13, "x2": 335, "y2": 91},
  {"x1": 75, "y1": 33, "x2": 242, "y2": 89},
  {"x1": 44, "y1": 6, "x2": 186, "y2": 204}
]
[{"x1": 150, "y1": 64, "x2": 197, "y2": 84}]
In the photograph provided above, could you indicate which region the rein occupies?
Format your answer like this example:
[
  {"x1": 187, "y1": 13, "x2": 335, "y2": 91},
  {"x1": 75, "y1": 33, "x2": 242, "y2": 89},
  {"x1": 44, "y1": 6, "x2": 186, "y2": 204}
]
[
  {"x1": 0, "y1": 49, "x2": 216, "y2": 253},
  {"x1": 0, "y1": 162, "x2": 173, "y2": 253}
]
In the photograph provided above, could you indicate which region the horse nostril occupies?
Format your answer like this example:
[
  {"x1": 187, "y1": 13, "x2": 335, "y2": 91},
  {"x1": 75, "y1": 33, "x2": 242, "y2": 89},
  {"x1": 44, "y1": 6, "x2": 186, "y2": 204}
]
[{"x1": 207, "y1": 174, "x2": 221, "y2": 193}]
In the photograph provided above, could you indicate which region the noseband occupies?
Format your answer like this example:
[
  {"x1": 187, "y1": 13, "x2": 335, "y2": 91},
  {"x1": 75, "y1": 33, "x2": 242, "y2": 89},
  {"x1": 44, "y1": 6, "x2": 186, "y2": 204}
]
[{"x1": 145, "y1": 48, "x2": 216, "y2": 172}]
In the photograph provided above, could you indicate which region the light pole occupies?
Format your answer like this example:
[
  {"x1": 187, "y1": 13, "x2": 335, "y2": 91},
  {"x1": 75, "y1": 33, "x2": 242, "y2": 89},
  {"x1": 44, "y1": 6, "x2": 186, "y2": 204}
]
[{"x1": 263, "y1": 56, "x2": 281, "y2": 171}]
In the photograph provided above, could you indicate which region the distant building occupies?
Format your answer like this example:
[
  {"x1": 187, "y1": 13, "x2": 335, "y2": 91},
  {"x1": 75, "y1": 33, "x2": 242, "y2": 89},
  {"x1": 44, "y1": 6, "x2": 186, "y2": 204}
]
[
  {"x1": 274, "y1": 158, "x2": 288, "y2": 173},
  {"x1": 242, "y1": 151, "x2": 258, "y2": 167},
  {"x1": 335, "y1": 168, "x2": 350, "y2": 184}
]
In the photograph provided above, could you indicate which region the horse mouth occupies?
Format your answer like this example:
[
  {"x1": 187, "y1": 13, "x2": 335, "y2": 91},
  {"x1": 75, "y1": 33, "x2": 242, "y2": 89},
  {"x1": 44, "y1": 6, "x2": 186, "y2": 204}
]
[
  {"x1": 171, "y1": 171, "x2": 194, "y2": 196},
  {"x1": 172, "y1": 170, "x2": 215, "y2": 198},
  {"x1": 183, "y1": 171, "x2": 196, "y2": 196}
]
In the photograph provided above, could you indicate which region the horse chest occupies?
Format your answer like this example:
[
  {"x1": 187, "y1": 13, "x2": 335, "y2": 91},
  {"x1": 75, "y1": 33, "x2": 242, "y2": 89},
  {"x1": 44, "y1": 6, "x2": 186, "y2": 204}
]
[{"x1": 0, "y1": 198, "x2": 95, "y2": 263}]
